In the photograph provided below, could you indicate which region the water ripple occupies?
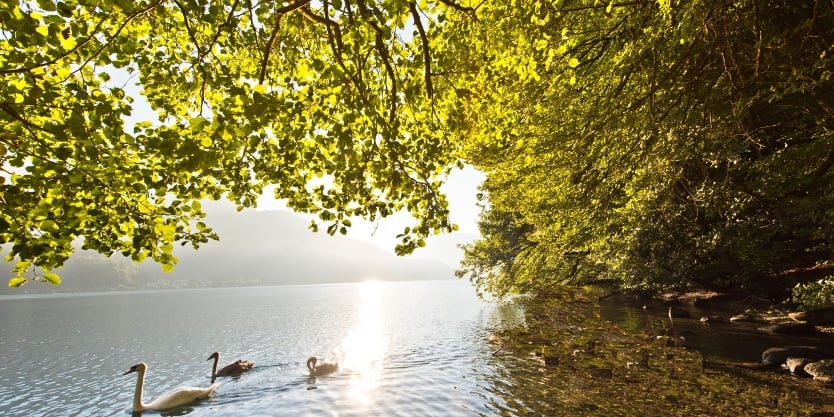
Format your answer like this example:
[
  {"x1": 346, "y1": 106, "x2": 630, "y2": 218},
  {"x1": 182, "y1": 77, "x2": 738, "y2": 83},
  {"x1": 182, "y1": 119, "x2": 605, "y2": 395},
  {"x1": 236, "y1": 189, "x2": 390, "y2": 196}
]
[{"x1": 0, "y1": 281, "x2": 521, "y2": 417}]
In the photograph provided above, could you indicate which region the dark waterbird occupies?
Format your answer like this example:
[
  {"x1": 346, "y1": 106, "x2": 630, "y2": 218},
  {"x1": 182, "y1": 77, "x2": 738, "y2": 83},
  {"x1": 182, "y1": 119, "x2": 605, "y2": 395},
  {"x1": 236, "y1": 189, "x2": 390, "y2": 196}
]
[
  {"x1": 307, "y1": 356, "x2": 338, "y2": 376},
  {"x1": 207, "y1": 352, "x2": 255, "y2": 383}
]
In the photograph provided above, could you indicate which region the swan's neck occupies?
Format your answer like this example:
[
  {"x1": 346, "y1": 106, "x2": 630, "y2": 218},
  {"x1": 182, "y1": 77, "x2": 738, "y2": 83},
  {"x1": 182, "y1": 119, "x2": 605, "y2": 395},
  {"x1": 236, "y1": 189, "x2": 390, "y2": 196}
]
[
  {"x1": 132, "y1": 367, "x2": 147, "y2": 412},
  {"x1": 210, "y1": 356, "x2": 219, "y2": 383}
]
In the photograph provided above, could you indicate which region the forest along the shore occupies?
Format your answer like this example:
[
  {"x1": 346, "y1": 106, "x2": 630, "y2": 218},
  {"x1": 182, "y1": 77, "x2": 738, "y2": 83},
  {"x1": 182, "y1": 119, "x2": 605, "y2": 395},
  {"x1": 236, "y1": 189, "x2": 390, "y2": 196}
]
[{"x1": 486, "y1": 287, "x2": 834, "y2": 417}]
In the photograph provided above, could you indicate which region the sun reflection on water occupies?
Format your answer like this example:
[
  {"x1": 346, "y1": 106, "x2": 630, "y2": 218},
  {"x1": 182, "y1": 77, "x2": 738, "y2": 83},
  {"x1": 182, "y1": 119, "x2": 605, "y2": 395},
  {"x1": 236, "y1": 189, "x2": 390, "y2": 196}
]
[{"x1": 340, "y1": 280, "x2": 388, "y2": 405}]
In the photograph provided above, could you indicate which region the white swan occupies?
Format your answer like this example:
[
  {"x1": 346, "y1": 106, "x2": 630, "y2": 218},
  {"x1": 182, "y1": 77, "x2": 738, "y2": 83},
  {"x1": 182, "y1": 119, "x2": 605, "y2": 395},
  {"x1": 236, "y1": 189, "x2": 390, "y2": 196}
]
[{"x1": 123, "y1": 362, "x2": 219, "y2": 412}]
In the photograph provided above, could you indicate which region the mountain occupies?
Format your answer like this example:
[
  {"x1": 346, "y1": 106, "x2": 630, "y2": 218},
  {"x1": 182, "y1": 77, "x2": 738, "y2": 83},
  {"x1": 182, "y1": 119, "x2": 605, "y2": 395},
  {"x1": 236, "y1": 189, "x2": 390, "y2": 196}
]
[{"x1": 0, "y1": 206, "x2": 460, "y2": 295}]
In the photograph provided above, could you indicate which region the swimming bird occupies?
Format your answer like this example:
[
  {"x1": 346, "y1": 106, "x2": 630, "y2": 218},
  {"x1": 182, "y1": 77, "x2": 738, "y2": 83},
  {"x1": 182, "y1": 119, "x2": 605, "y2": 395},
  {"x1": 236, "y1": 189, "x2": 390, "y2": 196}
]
[
  {"x1": 307, "y1": 357, "x2": 338, "y2": 376},
  {"x1": 123, "y1": 362, "x2": 218, "y2": 412},
  {"x1": 207, "y1": 352, "x2": 254, "y2": 383}
]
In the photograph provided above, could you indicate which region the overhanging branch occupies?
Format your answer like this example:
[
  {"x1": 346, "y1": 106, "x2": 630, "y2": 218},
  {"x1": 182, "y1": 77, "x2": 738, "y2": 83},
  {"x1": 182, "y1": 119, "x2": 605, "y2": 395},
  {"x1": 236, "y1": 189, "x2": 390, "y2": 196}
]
[
  {"x1": 410, "y1": 3, "x2": 433, "y2": 99},
  {"x1": 260, "y1": 0, "x2": 311, "y2": 83}
]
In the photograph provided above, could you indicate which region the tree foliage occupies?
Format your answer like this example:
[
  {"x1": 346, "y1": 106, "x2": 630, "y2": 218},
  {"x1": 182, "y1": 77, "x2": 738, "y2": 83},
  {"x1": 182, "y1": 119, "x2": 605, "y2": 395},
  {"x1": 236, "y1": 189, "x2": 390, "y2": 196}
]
[
  {"x1": 1, "y1": 0, "x2": 472, "y2": 287},
  {"x1": 455, "y1": 0, "x2": 834, "y2": 298}
]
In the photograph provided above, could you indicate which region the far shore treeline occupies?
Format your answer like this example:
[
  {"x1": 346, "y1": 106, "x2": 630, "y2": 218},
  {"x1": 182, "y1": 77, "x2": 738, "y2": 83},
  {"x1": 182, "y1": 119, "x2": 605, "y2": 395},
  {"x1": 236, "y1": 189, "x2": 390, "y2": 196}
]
[{"x1": 1, "y1": 2, "x2": 832, "y2": 306}]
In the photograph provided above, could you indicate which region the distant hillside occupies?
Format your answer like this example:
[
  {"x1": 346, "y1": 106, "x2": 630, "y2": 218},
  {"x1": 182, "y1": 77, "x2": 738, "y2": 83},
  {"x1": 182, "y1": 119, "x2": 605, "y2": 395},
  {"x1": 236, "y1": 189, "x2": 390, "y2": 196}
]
[{"x1": 1, "y1": 206, "x2": 459, "y2": 295}]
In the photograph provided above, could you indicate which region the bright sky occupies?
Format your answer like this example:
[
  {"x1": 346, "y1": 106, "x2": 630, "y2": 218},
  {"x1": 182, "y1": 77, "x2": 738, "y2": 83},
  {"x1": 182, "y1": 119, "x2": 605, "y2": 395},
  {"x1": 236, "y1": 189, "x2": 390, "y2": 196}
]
[{"x1": 256, "y1": 165, "x2": 485, "y2": 256}]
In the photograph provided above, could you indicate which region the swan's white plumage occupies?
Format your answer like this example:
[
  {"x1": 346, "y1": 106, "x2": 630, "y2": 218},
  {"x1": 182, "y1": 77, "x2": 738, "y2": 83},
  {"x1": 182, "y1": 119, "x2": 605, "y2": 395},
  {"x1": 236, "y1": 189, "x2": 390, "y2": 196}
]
[{"x1": 124, "y1": 362, "x2": 218, "y2": 412}]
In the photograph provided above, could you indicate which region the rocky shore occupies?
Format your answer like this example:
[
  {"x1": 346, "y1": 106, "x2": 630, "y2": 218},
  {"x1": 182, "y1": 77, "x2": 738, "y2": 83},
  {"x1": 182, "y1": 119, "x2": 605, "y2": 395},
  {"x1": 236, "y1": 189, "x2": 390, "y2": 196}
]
[
  {"x1": 659, "y1": 290, "x2": 834, "y2": 385},
  {"x1": 488, "y1": 288, "x2": 834, "y2": 416}
]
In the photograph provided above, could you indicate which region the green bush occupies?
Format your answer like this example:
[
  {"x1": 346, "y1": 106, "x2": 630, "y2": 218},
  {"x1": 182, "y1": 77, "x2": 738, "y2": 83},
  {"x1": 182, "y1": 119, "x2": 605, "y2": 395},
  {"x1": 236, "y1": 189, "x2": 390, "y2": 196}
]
[{"x1": 791, "y1": 276, "x2": 834, "y2": 310}]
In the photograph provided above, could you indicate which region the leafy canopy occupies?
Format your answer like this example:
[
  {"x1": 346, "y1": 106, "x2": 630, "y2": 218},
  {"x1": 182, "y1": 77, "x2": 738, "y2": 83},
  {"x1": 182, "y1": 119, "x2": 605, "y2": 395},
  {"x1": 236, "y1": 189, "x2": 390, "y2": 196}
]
[
  {"x1": 1, "y1": 0, "x2": 476, "y2": 287},
  {"x1": 453, "y1": 1, "x2": 834, "y2": 298}
]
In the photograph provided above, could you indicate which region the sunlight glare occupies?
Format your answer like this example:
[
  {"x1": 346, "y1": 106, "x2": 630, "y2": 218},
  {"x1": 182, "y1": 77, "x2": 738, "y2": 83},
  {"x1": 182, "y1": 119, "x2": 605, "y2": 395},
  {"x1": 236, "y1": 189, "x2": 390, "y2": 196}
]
[{"x1": 340, "y1": 280, "x2": 387, "y2": 404}]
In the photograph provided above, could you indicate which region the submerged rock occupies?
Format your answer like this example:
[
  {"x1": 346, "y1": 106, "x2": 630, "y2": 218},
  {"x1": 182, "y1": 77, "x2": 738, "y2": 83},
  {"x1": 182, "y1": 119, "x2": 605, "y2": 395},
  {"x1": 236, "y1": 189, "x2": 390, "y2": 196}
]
[
  {"x1": 804, "y1": 360, "x2": 834, "y2": 383},
  {"x1": 784, "y1": 357, "x2": 813, "y2": 375},
  {"x1": 762, "y1": 346, "x2": 833, "y2": 365},
  {"x1": 700, "y1": 314, "x2": 725, "y2": 323},
  {"x1": 758, "y1": 322, "x2": 819, "y2": 335},
  {"x1": 729, "y1": 313, "x2": 756, "y2": 322},
  {"x1": 789, "y1": 307, "x2": 834, "y2": 325}
]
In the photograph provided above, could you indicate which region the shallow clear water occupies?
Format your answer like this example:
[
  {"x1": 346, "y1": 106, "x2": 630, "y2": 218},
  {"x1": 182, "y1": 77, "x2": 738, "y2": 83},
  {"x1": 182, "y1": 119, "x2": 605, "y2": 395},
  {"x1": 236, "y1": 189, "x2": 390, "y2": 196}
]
[
  {"x1": 597, "y1": 294, "x2": 834, "y2": 363},
  {"x1": 0, "y1": 280, "x2": 525, "y2": 417}
]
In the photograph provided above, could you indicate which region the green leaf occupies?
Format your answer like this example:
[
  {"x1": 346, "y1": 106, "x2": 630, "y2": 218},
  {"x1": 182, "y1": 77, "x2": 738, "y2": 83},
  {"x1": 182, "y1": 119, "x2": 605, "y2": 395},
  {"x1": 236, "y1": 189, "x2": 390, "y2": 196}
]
[
  {"x1": 61, "y1": 36, "x2": 77, "y2": 50},
  {"x1": 43, "y1": 273, "x2": 62, "y2": 285},
  {"x1": 8, "y1": 277, "x2": 27, "y2": 288},
  {"x1": 56, "y1": 66, "x2": 70, "y2": 79}
]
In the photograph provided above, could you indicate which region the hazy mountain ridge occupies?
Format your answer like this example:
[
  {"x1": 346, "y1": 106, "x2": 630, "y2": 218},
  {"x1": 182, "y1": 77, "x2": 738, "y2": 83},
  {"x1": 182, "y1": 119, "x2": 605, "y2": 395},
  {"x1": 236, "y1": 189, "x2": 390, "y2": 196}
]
[{"x1": 1, "y1": 208, "x2": 460, "y2": 295}]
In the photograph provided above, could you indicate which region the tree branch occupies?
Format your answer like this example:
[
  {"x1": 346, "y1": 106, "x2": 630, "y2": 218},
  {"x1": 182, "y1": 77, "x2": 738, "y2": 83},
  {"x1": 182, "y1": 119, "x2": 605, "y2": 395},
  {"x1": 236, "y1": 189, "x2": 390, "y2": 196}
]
[
  {"x1": 299, "y1": 5, "x2": 345, "y2": 54},
  {"x1": 437, "y1": 0, "x2": 476, "y2": 14},
  {"x1": 355, "y1": 0, "x2": 398, "y2": 130},
  {"x1": 410, "y1": 2, "x2": 433, "y2": 99},
  {"x1": 1, "y1": 0, "x2": 163, "y2": 75},
  {"x1": 260, "y1": 0, "x2": 311, "y2": 83}
]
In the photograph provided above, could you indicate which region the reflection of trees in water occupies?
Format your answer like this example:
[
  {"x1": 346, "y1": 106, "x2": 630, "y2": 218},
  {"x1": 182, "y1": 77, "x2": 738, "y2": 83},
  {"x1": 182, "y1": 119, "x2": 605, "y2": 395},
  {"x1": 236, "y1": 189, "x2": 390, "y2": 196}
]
[{"x1": 480, "y1": 287, "x2": 834, "y2": 416}]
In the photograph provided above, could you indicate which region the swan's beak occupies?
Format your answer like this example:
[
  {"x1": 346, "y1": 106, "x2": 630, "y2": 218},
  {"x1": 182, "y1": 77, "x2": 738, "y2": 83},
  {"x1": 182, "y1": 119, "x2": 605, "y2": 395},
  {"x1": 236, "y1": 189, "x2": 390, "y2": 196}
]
[{"x1": 123, "y1": 364, "x2": 141, "y2": 375}]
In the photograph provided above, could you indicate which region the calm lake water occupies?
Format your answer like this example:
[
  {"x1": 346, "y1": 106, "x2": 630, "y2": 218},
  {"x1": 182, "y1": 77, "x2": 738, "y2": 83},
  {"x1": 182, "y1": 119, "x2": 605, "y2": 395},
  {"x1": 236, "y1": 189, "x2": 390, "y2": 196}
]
[
  {"x1": 0, "y1": 280, "x2": 525, "y2": 417},
  {"x1": 5, "y1": 279, "x2": 833, "y2": 417}
]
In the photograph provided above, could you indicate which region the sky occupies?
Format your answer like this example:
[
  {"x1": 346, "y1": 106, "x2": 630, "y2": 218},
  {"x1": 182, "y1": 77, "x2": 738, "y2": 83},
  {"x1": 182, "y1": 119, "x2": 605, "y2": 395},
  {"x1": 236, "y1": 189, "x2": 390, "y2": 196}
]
[{"x1": 254, "y1": 165, "x2": 485, "y2": 260}]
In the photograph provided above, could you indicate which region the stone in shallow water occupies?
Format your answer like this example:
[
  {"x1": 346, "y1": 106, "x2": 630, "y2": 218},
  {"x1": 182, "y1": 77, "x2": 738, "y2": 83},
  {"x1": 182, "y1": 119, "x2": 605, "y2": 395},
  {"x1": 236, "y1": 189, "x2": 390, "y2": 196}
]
[
  {"x1": 789, "y1": 307, "x2": 834, "y2": 325},
  {"x1": 700, "y1": 314, "x2": 725, "y2": 323},
  {"x1": 762, "y1": 346, "x2": 833, "y2": 365},
  {"x1": 805, "y1": 360, "x2": 834, "y2": 383},
  {"x1": 729, "y1": 313, "x2": 755, "y2": 322},
  {"x1": 784, "y1": 357, "x2": 813, "y2": 374},
  {"x1": 758, "y1": 322, "x2": 818, "y2": 335},
  {"x1": 544, "y1": 355, "x2": 560, "y2": 366}
]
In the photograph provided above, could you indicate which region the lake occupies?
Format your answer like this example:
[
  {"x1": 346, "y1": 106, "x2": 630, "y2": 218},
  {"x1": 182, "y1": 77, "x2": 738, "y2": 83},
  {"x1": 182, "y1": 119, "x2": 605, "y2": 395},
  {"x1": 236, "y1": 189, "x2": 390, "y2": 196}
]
[
  {"x1": 0, "y1": 280, "x2": 525, "y2": 416},
  {"x1": 6, "y1": 280, "x2": 834, "y2": 417}
]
